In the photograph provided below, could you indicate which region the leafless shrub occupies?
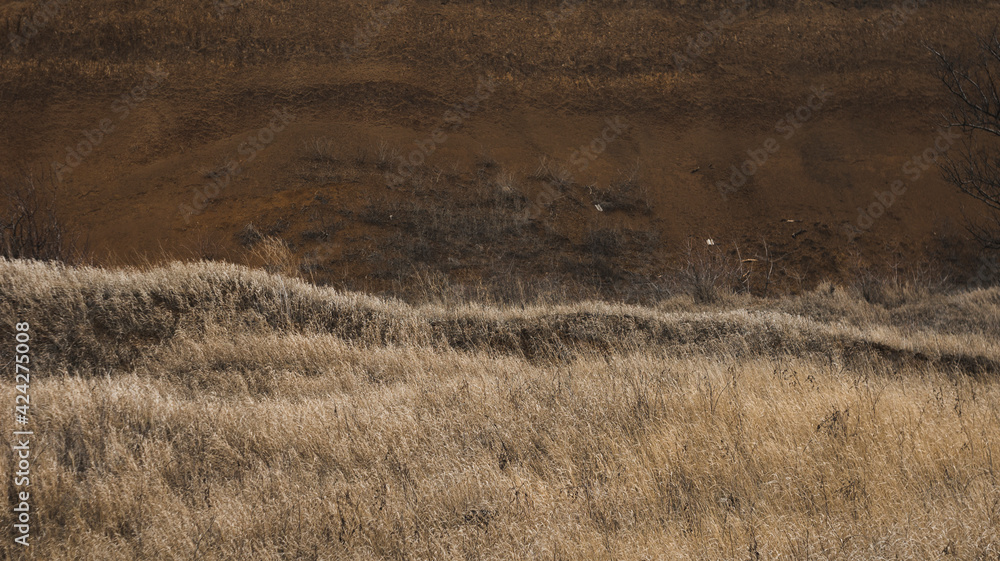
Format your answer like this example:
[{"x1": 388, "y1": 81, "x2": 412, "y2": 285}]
[
  {"x1": 932, "y1": 29, "x2": 1000, "y2": 249},
  {"x1": 304, "y1": 136, "x2": 339, "y2": 163},
  {"x1": 589, "y1": 162, "x2": 652, "y2": 214},
  {"x1": 0, "y1": 173, "x2": 76, "y2": 262},
  {"x1": 679, "y1": 239, "x2": 736, "y2": 303},
  {"x1": 731, "y1": 239, "x2": 783, "y2": 297}
]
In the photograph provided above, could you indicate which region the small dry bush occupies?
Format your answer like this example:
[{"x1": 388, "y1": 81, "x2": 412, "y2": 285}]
[
  {"x1": 531, "y1": 157, "x2": 572, "y2": 191},
  {"x1": 304, "y1": 136, "x2": 338, "y2": 163},
  {"x1": 0, "y1": 174, "x2": 76, "y2": 262},
  {"x1": 589, "y1": 165, "x2": 651, "y2": 214},
  {"x1": 678, "y1": 240, "x2": 738, "y2": 304},
  {"x1": 246, "y1": 235, "x2": 300, "y2": 278}
]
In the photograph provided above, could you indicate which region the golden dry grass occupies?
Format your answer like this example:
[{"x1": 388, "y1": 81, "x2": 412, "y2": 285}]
[{"x1": 1, "y1": 258, "x2": 1000, "y2": 559}]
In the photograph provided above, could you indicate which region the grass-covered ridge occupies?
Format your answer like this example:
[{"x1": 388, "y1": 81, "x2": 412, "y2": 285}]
[{"x1": 2, "y1": 259, "x2": 999, "y2": 375}]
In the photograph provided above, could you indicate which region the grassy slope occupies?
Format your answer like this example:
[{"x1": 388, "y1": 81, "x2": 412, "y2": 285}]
[{"x1": 2, "y1": 258, "x2": 1000, "y2": 559}]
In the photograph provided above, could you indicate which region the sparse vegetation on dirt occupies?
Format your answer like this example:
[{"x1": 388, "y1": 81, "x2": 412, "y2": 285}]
[
  {"x1": 2, "y1": 258, "x2": 1000, "y2": 559},
  {"x1": 2, "y1": 0, "x2": 999, "y2": 291}
]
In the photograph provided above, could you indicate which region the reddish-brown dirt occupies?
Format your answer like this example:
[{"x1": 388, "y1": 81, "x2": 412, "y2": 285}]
[{"x1": 3, "y1": 0, "x2": 998, "y2": 297}]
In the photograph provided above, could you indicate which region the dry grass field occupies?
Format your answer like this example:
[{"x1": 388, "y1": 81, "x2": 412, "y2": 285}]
[
  {"x1": 4, "y1": 0, "x2": 1000, "y2": 558},
  {"x1": 2, "y1": 258, "x2": 1000, "y2": 560}
]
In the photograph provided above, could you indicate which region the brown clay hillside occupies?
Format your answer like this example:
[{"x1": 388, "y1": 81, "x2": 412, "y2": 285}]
[{"x1": 3, "y1": 0, "x2": 999, "y2": 298}]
